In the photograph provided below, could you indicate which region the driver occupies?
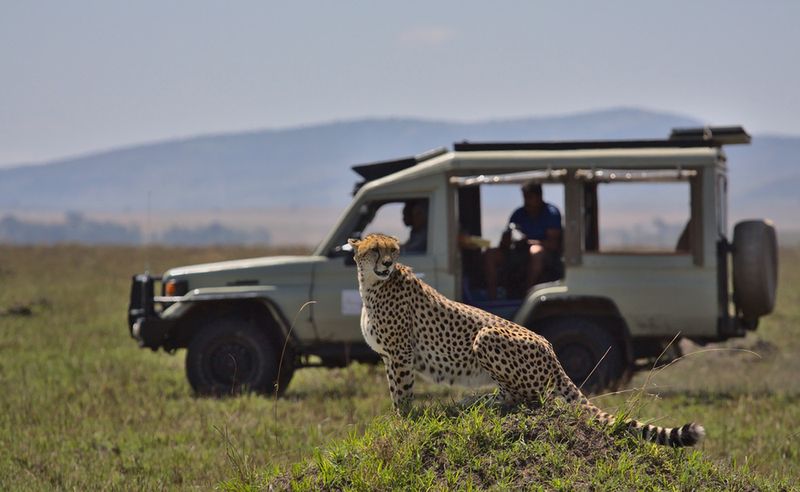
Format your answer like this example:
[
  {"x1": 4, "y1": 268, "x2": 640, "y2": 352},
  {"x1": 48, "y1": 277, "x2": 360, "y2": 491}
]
[{"x1": 401, "y1": 199, "x2": 428, "y2": 254}]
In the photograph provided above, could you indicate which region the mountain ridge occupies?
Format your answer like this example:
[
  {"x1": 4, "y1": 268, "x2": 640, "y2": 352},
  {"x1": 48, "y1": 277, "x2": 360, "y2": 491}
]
[
  {"x1": 0, "y1": 108, "x2": 705, "y2": 212},
  {"x1": 0, "y1": 107, "x2": 797, "y2": 244},
  {"x1": 0, "y1": 106, "x2": 710, "y2": 171}
]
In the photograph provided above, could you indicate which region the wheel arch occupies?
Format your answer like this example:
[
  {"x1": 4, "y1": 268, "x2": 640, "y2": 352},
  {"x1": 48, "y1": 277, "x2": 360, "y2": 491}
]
[
  {"x1": 523, "y1": 295, "x2": 635, "y2": 367},
  {"x1": 166, "y1": 298, "x2": 296, "y2": 353}
]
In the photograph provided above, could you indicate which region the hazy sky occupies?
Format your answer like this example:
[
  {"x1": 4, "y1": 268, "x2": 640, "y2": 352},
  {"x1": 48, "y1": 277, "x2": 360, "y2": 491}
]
[{"x1": 2, "y1": 1, "x2": 798, "y2": 166}]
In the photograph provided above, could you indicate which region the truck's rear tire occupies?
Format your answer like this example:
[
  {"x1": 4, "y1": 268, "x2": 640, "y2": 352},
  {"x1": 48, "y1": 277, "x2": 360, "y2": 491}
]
[
  {"x1": 732, "y1": 220, "x2": 778, "y2": 319},
  {"x1": 186, "y1": 316, "x2": 293, "y2": 397},
  {"x1": 534, "y1": 317, "x2": 626, "y2": 394}
]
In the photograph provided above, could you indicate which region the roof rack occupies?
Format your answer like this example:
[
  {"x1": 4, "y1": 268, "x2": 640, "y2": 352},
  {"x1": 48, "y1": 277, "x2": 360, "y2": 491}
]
[
  {"x1": 351, "y1": 147, "x2": 447, "y2": 194},
  {"x1": 454, "y1": 126, "x2": 750, "y2": 152},
  {"x1": 669, "y1": 126, "x2": 751, "y2": 145}
]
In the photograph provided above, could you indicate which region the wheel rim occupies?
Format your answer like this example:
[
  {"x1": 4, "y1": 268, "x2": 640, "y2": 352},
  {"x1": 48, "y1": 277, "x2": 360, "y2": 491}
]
[
  {"x1": 207, "y1": 339, "x2": 257, "y2": 386},
  {"x1": 557, "y1": 343, "x2": 596, "y2": 386}
]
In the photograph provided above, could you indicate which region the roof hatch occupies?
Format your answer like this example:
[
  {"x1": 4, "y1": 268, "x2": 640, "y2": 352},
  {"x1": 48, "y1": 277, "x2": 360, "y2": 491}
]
[{"x1": 351, "y1": 147, "x2": 447, "y2": 194}]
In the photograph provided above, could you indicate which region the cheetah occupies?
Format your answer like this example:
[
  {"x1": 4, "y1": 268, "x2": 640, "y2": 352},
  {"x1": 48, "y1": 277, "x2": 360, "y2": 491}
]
[{"x1": 349, "y1": 233, "x2": 705, "y2": 447}]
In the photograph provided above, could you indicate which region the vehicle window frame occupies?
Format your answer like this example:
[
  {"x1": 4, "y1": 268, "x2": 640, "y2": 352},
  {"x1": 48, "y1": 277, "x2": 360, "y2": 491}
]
[
  {"x1": 579, "y1": 169, "x2": 697, "y2": 256},
  {"x1": 337, "y1": 195, "x2": 433, "y2": 257}
]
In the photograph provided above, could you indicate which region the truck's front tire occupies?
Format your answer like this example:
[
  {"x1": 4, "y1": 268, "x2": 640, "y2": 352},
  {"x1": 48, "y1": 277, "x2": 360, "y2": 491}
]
[{"x1": 186, "y1": 316, "x2": 293, "y2": 397}]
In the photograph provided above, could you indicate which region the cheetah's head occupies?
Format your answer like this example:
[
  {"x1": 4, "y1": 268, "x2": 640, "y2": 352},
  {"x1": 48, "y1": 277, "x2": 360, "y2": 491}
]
[{"x1": 348, "y1": 233, "x2": 400, "y2": 283}]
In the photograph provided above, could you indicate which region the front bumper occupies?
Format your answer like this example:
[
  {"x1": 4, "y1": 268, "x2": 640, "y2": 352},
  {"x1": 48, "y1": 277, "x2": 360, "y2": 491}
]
[{"x1": 128, "y1": 273, "x2": 175, "y2": 350}]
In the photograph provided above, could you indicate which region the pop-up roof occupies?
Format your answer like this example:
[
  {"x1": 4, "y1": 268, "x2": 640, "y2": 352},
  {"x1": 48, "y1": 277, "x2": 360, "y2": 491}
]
[{"x1": 350, "y1": 126, "x2": 750, "y2": 193}]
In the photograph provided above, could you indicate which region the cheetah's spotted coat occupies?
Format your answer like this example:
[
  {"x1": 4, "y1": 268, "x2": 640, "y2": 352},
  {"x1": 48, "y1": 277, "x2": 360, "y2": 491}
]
[{"x1": 349, "y1": 233, "x2": 705, "y2": 447}]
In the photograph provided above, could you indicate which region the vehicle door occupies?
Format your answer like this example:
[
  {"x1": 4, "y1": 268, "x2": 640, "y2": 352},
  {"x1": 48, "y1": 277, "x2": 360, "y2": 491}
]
[{"x1": 566, "y1": 172, "x2": 717, "y2": 338}]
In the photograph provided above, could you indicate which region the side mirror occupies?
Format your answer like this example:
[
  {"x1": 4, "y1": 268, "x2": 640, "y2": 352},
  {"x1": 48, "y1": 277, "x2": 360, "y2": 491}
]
[{"x1": 333, "y1": 242, "x2": 356, "y2": 266}]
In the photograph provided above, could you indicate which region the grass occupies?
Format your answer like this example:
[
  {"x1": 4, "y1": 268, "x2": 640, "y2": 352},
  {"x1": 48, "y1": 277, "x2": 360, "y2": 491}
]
[
  {"x1": 253, "y1": 401, "x2": 786, "y2": 491},
  {"x1": 0, "y1": 244, "x2": 798, "y2": 489}
]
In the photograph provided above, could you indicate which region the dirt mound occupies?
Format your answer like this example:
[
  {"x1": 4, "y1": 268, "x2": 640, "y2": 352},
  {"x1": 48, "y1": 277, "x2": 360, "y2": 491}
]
[
  {"x1": 412, "y1": 404, "x2": 622, "y2": 489},
  {"x1": 264, "y1": 401, "x2": 761, "y2": 490},
  {"x1": 0, "y1": 298, "x2": 51, "y2": 317}
]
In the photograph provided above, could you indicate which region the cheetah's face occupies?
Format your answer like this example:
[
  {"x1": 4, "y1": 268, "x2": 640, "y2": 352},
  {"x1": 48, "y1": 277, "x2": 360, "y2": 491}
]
[{"x1": 348, "y1": 233, "x2": 400, "y2": 282}]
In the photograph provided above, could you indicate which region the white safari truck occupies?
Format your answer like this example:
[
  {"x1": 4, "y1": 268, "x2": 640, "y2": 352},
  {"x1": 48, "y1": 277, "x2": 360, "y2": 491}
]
[{"x1": 128, "y1": 126, "x2": 778, "y2": 395}]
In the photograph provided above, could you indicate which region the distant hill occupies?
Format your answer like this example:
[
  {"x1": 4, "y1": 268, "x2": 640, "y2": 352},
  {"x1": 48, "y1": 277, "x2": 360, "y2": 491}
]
[
  {"x1": 0, "y1": 108, "x2": 702, "y2": 212},
  {"x1": 0, "y1": 107, "x2": 797, "y2": 244}
]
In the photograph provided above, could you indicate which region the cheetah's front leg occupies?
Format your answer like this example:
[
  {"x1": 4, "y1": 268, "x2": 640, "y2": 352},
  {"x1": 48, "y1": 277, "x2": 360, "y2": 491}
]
[{"x1": 383, "y1": 351, "x2": 415, "y2": 414}]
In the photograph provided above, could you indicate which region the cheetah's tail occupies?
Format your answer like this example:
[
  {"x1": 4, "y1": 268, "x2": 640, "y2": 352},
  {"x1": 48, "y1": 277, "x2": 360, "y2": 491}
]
[
  {"x1": 622, "y1": 418, "x2": 705, "y2": 447},
  {"x1": 575, "y1": 392, "x2": 705, "y2": 447}
]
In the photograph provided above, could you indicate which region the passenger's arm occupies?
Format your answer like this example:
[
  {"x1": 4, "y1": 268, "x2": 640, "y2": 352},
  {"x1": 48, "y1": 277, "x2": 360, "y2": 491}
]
[{"x1": 542, "y1": 227, "x2": 562, "y2": 253}]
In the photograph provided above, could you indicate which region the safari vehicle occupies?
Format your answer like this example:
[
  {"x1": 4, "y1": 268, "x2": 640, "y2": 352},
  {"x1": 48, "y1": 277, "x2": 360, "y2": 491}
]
[{"x1": 128, "y1": 126, "x2": 778, "y2": 395}]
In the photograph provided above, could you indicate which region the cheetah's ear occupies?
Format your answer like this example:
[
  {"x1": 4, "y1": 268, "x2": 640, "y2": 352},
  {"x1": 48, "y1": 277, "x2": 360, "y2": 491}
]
[{"x1": 347, "y1": 238, "x2": 360, "y2": 249}]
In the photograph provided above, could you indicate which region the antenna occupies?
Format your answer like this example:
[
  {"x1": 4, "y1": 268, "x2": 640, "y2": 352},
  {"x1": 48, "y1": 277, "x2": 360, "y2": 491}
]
[{"x1": 144, "y1": 189, "x2": 152, "y2": 274}]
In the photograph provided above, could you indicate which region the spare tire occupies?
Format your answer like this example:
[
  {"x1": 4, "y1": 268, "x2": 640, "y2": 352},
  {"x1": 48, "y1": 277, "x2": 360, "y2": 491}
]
[{"x1": 732, "y1": 220, "x2": 778, "y2": 319}]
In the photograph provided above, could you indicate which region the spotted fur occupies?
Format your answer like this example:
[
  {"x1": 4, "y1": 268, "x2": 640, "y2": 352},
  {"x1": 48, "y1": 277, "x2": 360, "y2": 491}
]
[{"x1": 349, "y1": 233, "x2": 705, "y2": 447}]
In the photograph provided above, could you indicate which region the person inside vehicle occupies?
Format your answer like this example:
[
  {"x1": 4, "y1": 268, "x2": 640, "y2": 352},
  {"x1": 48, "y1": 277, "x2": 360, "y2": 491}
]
[
  {"x1": 401, "y1": 199, "x2": 428, "y2": 254},
  {"x1": 484, "y1": 181, "x2": 563, "y2": 299}
]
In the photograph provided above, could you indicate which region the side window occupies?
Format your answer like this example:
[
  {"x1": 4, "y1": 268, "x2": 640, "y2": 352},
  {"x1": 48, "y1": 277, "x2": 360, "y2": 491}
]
[
  {"x1": 358, "y1": 198, "x2": 430, "y2": 255},
  {"x1": 456, "y1": 181, "x2": 566, "y2": 303},
  {"x1": 594, "y1": 182, "x2": 691, "y2": 253}
]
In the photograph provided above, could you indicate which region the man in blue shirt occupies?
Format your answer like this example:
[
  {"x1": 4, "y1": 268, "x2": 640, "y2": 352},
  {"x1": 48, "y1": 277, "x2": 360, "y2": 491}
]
[{"x1": 485, "y1": 181, "x2": 563, "y2": 299}]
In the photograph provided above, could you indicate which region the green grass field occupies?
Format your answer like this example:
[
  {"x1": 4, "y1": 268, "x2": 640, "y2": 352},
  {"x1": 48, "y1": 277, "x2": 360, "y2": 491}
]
[{"x1": 0, "y1": 244, "x2": 798, "y2": 490}]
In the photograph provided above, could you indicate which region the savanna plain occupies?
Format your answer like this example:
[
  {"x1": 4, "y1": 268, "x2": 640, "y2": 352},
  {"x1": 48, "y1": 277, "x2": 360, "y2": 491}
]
[{"x1": 0, "y1": 244, "x2": 798, "y2": 490}]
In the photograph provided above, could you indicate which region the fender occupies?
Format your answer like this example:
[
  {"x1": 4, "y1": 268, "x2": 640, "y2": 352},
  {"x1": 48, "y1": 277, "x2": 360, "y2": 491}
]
[
  {"x1": 158, "y1": 285, "x2": 296, "y2": 344},
  {"x1": 512, "y1": 282, "x2": 569, "y2": 326},
  {"x1": 159, "y1": 285, "x2": 278, "y2": 318},
  {"x1": 516, "y1": 284, "x2": 634, "y2": 366}
]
